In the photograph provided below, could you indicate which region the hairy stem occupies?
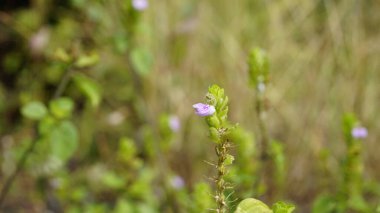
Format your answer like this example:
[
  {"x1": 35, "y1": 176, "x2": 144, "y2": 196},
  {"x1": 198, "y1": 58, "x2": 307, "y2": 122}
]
[{"x1": 215, "y1": 138, "x2": 229, "y2": 213}]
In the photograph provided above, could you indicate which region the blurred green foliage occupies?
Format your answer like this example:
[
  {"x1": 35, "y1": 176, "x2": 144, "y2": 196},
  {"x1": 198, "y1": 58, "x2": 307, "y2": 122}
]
[{"x1": 0, "y1": 0, "x2": 379, "y2": 212}]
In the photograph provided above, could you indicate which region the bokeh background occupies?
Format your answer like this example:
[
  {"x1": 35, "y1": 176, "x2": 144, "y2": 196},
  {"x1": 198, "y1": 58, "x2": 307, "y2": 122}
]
[{"x1": 0, "y1": 0, "x2": 379, "y2": 212}]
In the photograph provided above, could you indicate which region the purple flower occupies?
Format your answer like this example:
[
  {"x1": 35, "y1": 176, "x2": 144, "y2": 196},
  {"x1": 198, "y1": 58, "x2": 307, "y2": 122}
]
[
  {"x1": 132, "y1": 0, "x2": 148, "y2": 11},
  {"x1": 351, "y1": 127, "x2": 368, "y2": 139},
  {"x1": 169, "y1": 115, "x2": 180, "y2": 132},
  {"x1": 170, "y1": 175, "x2": 185, "y2": 189},
  {"x1": 192, "y1": 103, "x2": 215, "y2": 117}
]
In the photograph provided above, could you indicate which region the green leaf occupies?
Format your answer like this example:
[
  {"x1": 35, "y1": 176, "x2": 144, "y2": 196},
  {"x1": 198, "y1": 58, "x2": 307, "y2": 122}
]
[
  {"x1": 49, "y1": 97, "x2": 74, "y2": 119},
  {"x1": 73, "y1": 74, "x2": 101, "y2": 107},
  {"x1": 311, "y1": 195, "x2": 337, "y2": 213},
  {"x1": 209, "y1": 127, "x2": 220, "y2": 143},
  {"x1": 248, "y1": 48, "x2": 269, "y2": 87},
  {"x1": 38, "y1": 115, "x2": 57, "y2": 135},
  {"x1": 342, "y1": 113, "x2": 357, "y2": 142},
  {"x1": 117, "y1": 137, "x2": 137, "y2": 163},
  {"x1": 131, "y1": 48, "x2": 153, "y2": 76},
  {"x1": 54, "y1": 48, "x2": 72, "y2": 63},
  {"x1": 234, "y1": 198, "x2": 272, "y2": 213},
  {"x1": 272, "y1": 201, "x2": 295, "y2": 213},
  {"x1": 193, "y1": 182, "x2": 215, "y2": 212},
  {"x1": 21, "y1": 101, "x2": 48, "y2": 120},
  {"x1": 101, "y1": 172, "x2": 125, "y2": 189},
  {"x1": 71, "y1": 187, "x2": 87, "y2": 202},
  {"x1": 348, "y1": 194, "x2": 370, "y2": 212},
  {"x1": 135, "y1": 203, "x2": 156, "y2": 213},
  {"x1": 113, "y1": 33, "x2": 129, "y2": 54},
  {"x1": 49, "y1": 121, "x2": 78, "y2": 162},
  {"x1": 74, "y1": 52, "x2": 99, "y2": 68},
  {"x1": 128, "y1": 169, "x2": 155, "y2": 199},
  {"x1": 206, "y1": 115, "x2": 221, "y2": 128},
  {"x1": 114, "y1": 199, "x2": 134, "y2": 213},
  {"x1": 224, "y1": 154, "x2": 235, "y2": 166}
]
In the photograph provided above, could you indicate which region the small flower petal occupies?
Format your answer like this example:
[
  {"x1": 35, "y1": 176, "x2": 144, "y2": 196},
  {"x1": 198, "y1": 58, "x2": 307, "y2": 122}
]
[
  {"x1": 192, "y1": 103, "x2": 215, "y2": 117},
  {"x1": 351, "y1": 127, "x2": 368, "y2": 139},
  {"x1": 170, "y1": 175, "x2": 185, "y2": 189},
  {"x1": 132, "y1": 0, "x2": 148, "y2": 11},
  {"x1": 169, "y1": 115, "x2": 180, "y2": 132}
]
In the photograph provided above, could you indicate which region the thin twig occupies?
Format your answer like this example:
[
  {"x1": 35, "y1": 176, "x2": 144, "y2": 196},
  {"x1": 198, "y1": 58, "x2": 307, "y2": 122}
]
[
  {"x1": 0, "y1": 128, "x2": 38, "y2": 208},
  {"x1": 53, "y1": 66, "x2": 73, "y2": 99}
]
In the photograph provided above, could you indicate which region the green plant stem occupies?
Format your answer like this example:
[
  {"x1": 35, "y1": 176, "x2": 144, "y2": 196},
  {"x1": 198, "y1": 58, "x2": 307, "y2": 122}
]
[
  {"x1": 256, "y1": 90, "x2": 274, "y2": 200},
  {"x1": 0, "y1": 129, "x2": 39, "y2": 208},
  {"x1": 344, "y1": 141, "x2": 362, "y2": 199},
  {"x1": 53, "y1": 65, "x2": 73, "y2": 99},
  {"x1": 257, "y1": 94, "x2": 270, "y2": 161},
  {"x1": 215, "y1": 138, "x2": 229, "y2": 213},
  {"x1": 0, "y1": 65, "x2": 72, "y2": 209}
]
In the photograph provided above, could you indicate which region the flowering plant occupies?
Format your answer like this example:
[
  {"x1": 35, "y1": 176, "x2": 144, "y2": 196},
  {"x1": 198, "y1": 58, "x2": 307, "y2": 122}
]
[{"x1": 193, "y1": 84, "x2": 233, "y2": 213}]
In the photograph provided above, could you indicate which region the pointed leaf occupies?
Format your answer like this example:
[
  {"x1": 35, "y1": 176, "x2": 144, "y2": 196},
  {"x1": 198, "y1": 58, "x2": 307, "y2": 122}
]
[
  {"x1": 49, "y1": 97, "x2": 74, "y2": 119},
  {"x1": 272, "y1": 201, "x2": 295, "y2": 213},
  {"x1": 73, "y1": 74, "x2": 101, "y2": 107},
  {"x1": 74, "y1": 52, "x2": 99, "y2": 68},
  {"x1": 235, "y1": 198, "x2": 272, "y2": 213},
  {"x1": 131, "y1": 48, "x2": 153, "y2": 76}
]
